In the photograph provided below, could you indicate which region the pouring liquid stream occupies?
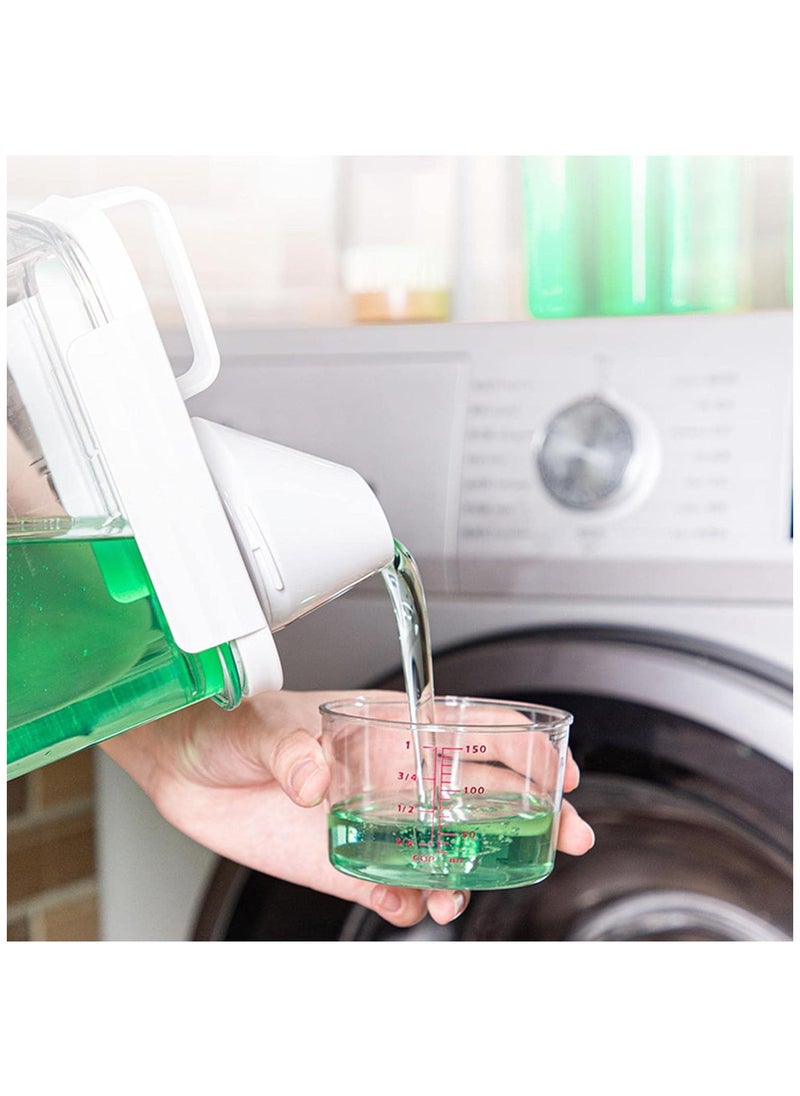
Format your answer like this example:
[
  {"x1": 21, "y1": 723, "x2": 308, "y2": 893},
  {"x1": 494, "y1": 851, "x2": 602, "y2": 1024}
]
[{"x1": 381, "y1": 539, "x2": 438, "y2": 810}]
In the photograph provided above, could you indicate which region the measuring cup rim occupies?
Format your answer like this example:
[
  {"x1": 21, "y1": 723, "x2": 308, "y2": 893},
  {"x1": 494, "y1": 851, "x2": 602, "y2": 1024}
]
[{"x1": 319, "y1": 695, "x2": 573, "y2": 733}]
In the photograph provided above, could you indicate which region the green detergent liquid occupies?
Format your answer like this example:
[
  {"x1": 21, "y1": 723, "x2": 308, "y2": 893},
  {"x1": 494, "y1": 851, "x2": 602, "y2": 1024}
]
[
  {"x1": 329, "y1": 791, "x2": 557, "y2": 890},
  {"x1": 6, "y1": 520, "x2": 240, "y2": 779}
]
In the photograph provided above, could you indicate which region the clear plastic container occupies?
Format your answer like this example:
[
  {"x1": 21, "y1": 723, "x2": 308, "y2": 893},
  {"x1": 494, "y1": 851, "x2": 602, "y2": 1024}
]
[
  {"x1": 339, "y1": 157, "x2": 455, "y2": 322},
  {"x1": 321, "y1": 696, "x2": 572, "y2": 890},
  {"x1": 6, "y1": 211, "x2": 242, "y2": 778}
]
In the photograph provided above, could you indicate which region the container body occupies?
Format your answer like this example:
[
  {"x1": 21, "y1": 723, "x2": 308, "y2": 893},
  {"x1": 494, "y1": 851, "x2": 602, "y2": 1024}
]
[
  {"x1": 321, "y1": 696, "x2": 572, "y2": 890},
  {"x1": 6, "y1": 210, "x2": 242, "y2": 779},
  {"x1": 6, "y1": 519, "x2": 241, "y2": 779}
]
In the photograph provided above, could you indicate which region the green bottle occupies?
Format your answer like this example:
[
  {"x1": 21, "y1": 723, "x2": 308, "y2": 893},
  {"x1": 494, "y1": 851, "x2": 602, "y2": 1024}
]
[
  {"x1": 522, "y1": 156, "x2": 592, "y2": 318},
  {"x1": 594, "y1": 155, "x2": 662, "y2": 316},
  {"x1": 660, "y1": 155, "x2": 741, "y2": 313}
]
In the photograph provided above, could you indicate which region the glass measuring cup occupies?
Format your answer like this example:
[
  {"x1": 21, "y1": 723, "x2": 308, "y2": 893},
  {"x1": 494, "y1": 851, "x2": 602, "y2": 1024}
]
[{"x1": 320, "y1": 696, "x2": 573, "y2": 890}]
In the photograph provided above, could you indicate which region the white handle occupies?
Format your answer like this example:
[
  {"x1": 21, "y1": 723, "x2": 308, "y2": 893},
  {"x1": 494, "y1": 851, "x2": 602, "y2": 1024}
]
[{"x1": 86, "y1": 187, "x2": 219, "y2": 399}]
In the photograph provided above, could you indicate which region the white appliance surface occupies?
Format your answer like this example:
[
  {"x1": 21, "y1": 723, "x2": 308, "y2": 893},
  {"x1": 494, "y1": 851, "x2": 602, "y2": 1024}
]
[{"x1": 96, "y1": 313, "x2": 793, "y2": 941}]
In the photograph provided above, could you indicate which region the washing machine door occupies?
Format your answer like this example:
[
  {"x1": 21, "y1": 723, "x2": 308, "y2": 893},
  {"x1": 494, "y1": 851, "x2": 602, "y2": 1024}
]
[{"x1": 193, "y1": 626, "x2": 793, "y2": 942}]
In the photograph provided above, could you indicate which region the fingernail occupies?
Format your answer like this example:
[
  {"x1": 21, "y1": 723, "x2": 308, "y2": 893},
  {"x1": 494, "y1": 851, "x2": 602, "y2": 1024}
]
[
  {"x1": 452, "y1": 891, "x2": 467, "y2": 920},
  {"x1": 373, "y1": 886, "x2": 402, "y2": 914},
  {"x1": 583, "y1": 822, "x2": 596, "y2": 849},
  {"x1": 288, "y1": 759, "x2": 326, "y2": 806}
]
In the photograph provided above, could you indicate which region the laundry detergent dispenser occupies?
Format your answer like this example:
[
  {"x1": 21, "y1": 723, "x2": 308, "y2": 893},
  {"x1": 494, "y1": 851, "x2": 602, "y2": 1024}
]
[{"x1": 6, "y1": 187, "x2": 394, "y2": 779}]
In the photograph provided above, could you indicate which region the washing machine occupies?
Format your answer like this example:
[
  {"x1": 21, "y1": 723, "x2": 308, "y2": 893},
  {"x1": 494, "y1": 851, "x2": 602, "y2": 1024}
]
[{"x1": 95, "y1": 311, "x2": 793, "y2": 942}]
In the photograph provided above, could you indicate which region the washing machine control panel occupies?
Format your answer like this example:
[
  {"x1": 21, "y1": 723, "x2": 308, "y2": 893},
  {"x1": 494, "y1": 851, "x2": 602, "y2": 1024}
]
[{"x1": 456, "y1": 313, "x2": 792, "y2": 599}]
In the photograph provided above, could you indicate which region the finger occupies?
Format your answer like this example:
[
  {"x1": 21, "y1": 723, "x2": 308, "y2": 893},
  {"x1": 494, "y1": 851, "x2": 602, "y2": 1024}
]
[
  {"x1": 556, "y1": 798, "x2": 595, "y2": 855},
  {"x1": 369, "y1": 885, "x2": 430, "y2": 928},
  {"x1": 425, "y1": 888, "x2": 470, "y2": 926},
  {"x1": 168, "y1": 696, "x2": 331, "y2": 800},
  {"x1": 563, "y1": 748, "x2": 581, "y2": 793},
  {"x1": 367, "y1": 885, "x2": 470, "y2": 929},
  {"x1": 267, "y1": 727, "x2": 330, "y2": 807}
]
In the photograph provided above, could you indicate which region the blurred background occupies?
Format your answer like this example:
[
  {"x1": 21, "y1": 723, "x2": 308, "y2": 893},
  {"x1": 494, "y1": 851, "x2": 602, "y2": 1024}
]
[{"x1": 7, "y1": 155, "x2": 793, "y2": 333}]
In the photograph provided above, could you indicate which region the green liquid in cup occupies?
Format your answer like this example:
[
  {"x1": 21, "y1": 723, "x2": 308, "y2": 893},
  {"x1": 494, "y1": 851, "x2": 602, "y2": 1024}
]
[{"x1": 329, "y1": 792, "x2": 556, "y2": 890}]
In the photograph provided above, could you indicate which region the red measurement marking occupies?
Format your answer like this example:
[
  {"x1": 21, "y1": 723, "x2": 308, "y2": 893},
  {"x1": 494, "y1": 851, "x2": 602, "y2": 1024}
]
[
  {"x1": 438, "y1": 746, "x2": 462, "y2": 804},
  {"x1": 415, "y1": 745, "x2": 465, "y2": 851}
]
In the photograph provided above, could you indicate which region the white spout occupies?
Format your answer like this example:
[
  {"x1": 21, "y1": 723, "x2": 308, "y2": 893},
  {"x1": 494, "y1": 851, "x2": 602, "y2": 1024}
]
[{"x1": 192, "y1": 418, "x2": 395, "y2": 631}]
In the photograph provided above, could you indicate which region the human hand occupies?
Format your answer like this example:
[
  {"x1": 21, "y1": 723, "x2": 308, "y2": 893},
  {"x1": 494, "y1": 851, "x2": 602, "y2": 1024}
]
[{"x1": 101, "y1": 689, "x2": 595, "y2": 931}]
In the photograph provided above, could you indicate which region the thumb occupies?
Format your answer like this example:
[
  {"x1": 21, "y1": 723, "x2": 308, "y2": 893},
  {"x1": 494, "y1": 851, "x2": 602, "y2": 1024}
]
[
  {"x1": 164, "y1": 697, "x2": 332, "y2": 807},
  {"x1": 266, "y1": 726, "x2": 330, "y2": 807}
]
